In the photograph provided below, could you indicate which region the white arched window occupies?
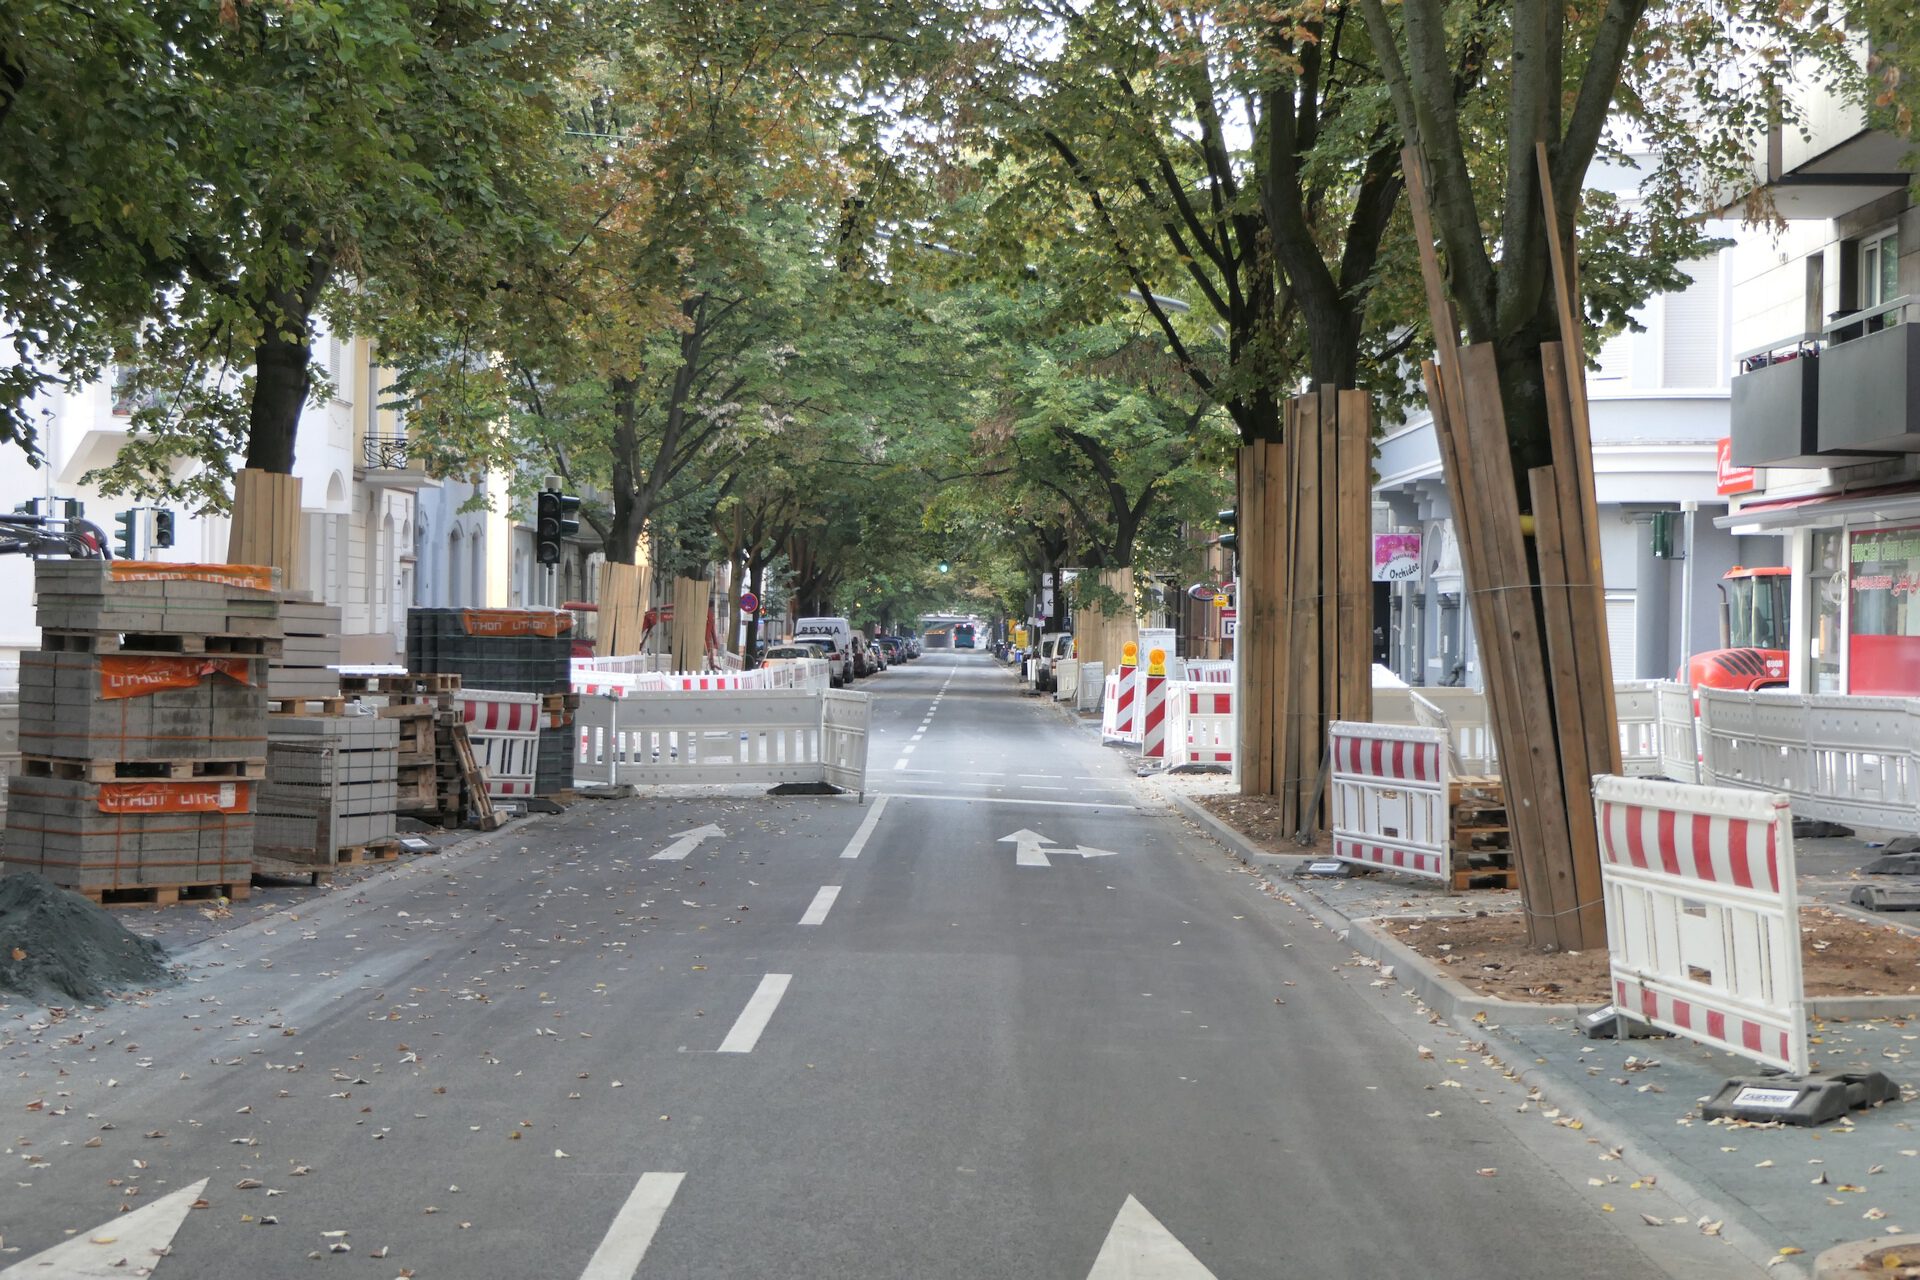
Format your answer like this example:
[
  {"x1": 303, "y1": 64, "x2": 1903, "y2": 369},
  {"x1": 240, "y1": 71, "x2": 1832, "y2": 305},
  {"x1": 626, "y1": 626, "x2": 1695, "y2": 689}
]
[{"x1": 469, "y1": 527, "x2": 485, "y2": 607}]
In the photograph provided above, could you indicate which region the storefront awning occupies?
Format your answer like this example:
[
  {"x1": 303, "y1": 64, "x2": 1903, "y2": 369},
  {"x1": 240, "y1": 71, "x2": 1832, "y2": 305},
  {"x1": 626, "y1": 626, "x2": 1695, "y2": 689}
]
[{"x1": 1715, "y1": 480, "x2": 1920, "y2": 533}]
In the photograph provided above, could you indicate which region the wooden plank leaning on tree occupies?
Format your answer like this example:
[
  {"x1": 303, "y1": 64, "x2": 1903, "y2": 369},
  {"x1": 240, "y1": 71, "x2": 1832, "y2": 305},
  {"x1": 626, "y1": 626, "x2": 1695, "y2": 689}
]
[
  {"x1": 1338, "y1": 390, "x2": 1374, "y2": 726},
  {"x1": 1238, "y1": 442, "x2": 1270, "y2": 794},
  {"x1": 1456, "y1": 344, "x2": 1568, "y2": 934},
  {"x1": 1317, "y1": 384, "x2": 1339, "y2": 790},
  {"x1": 1535, "y1": 142, "x2": 1621, "y2": 770},
  {"x1": 1527, "y1": 461, "x2": 1607, "y2": 942},
  {"x1": 1289, "y1": 396, "x2": 1323, "y2": 828}
]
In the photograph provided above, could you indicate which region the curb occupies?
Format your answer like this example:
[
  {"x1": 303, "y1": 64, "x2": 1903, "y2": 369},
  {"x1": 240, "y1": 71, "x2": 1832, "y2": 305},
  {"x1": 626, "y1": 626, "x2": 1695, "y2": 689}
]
[
  {"x1": 1815, "y1": 1236, "x2": 1903, "y2": 1279},
  {"x1": 1164, "y1": 786, "x2": 1820, "y2": 1279}
]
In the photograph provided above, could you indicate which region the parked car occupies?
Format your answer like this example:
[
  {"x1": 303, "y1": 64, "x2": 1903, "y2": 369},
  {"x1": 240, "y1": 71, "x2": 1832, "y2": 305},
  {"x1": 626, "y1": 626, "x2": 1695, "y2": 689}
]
[
  {"x1": 877, "y1": 635, "x2": 906, "y2": 664},
  {"x1": 789, "y1": 635, "x2": 850, "y2": 686},
  {"x1": 851, "y1": 637, "x2": 875, "y2": 678},
  {"x1": 761, "y1": 644, "x2": 819, "y2": 671},
  {"x1": 1035, "y1": 631, "x2": 1073, "y2": 691}
]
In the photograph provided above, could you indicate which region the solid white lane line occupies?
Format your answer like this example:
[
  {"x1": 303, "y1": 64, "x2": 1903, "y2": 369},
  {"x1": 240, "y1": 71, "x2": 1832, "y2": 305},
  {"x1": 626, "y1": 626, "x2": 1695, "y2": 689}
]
[
  {"x1": 1017, "y1": 773, "x2": 1062, "y2": 779},
  {"x1": 717, "y1": 974, "x2": 791, "y2": 1053},
  {"x1": 1022, "y1": 786, "x2": 1072, "y2": 792},
  {"x1": 578, "y1": 1172, "x2": 687, "y2": 1280},
  {"x1": 839, "y1": 794, "x2": 890, "y2": 859},
  {"x1": 798, "y1": 885, "x2": 841, "y2": 926}
]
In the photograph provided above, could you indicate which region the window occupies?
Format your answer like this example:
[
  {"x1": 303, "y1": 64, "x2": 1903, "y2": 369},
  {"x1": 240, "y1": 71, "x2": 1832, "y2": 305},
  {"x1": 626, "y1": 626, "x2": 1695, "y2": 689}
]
[
  {"x1": 1811, "y1": 528, "x2": 1845, "y2": 694},
  {"x1": 1862, "y1": 227, "x2": 1900, "y2": 311},
  {"x1": 1847, "y1": 524, "x2": 1920, "y2": 694}
]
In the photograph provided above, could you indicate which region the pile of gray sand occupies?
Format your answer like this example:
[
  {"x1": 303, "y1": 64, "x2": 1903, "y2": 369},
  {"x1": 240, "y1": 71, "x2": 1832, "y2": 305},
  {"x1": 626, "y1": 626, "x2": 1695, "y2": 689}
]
[{"x1": 0, "y1": 873, "x2": 173, "y2": 1004}]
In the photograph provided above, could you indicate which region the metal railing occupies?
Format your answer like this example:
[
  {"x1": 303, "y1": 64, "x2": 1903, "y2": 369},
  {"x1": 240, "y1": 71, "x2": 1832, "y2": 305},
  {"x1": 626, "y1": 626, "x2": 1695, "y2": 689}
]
[{"x1": 362, "y1": 433, "x2": 412, "y2": 469}]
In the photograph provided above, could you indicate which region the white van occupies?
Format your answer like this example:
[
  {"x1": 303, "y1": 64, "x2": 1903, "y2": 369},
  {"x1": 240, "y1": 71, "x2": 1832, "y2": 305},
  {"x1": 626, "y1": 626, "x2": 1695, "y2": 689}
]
[
  {"x1": 793, "y1": 617, "x2": 855, "y2": 683},
  {"x1": 1036, "y1": 631, "x2": 1073, "y2": 691}
]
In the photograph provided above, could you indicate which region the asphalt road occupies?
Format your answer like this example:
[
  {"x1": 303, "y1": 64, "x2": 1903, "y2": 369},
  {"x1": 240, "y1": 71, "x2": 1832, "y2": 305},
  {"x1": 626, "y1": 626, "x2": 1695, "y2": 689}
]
[{"x1": 0, "y1": 651, "x2": 1767, "y2": 1278}]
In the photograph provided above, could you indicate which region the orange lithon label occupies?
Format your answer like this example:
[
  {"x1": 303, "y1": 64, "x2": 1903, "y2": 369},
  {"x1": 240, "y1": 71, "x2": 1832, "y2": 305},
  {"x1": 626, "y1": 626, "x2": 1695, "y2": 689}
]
[
  {"x1": 109, "y1": 562, "x2": 278, "y2": 592},
  {"x1": 98, "y1": 656, "x2": 258, "y2": 700},
  {"x1": 460, "y1": 609, "x2": 573, "y2": 638},
  {"x1": 96, "y1": 781, "x2": 249, "y2": 814}
]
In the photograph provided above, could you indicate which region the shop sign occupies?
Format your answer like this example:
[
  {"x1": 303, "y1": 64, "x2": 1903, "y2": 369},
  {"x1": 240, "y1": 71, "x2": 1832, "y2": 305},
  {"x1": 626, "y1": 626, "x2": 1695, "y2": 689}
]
[
  {"x1": 1373, "y1": 533, "x2": 1421, "y2": 582},
  {"x1": 1847, "y1": 524, "x2": 1920, "y2": 693}
]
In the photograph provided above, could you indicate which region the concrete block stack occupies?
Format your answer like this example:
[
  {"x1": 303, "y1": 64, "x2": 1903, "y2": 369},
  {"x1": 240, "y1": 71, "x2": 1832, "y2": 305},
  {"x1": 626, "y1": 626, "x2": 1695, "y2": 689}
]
[
  {"x1": 406, "y1": 607, "x2": 576, "y2": 797},
  {"x1": 0, "y1": 562, "x2": 280, "y2": 903},
  {"x1": 256, "y1": 712, "x2": 400, "y2": 867},
  {"x1": 271, "y1": 596, "x2": 343, "y2": 701}
]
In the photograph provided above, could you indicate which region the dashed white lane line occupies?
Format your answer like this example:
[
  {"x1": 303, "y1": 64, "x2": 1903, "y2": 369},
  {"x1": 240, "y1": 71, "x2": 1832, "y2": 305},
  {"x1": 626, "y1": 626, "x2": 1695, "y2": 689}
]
[
  {"x1": 892, "y1": 758, "x2": 909, "y2": 771},
  {"x1": 717, "y1": 974, "x2": 791, "y2": 1053},
  {"x1": 798, "y1": 885, "x2": 841, "y2": 926},
  {"x1": 901, "y1": 744, "x2": 917, "y2": 754},
  {"x1": 839, "y1": 795, "x2": 890, "y2": 859},
  {"x1": 877, "y1": 790, "x2": 1136, "y2": 810},
  {"x1": 578, "y1": 1172, "x2": 686, "y2": 1280}
]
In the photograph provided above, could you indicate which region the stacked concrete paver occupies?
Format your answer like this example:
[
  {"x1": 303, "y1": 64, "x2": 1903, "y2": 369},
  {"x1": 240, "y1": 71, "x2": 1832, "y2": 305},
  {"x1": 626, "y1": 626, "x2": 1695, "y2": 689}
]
[{"x1": 0, "y1": 562, "x2": 280, "y2": 903}]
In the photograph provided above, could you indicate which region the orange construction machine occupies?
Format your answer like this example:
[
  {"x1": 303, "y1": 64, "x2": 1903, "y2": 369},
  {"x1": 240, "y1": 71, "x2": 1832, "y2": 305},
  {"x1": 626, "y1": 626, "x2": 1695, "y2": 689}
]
[{"x1": 1678, "y1": 566, "x2": 1789, "y2": 690}]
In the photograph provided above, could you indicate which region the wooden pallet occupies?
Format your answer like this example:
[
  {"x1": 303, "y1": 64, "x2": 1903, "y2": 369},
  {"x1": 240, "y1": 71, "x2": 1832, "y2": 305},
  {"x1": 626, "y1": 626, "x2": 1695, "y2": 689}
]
[
  {"x1": 340, "y1": 673, "x2": 463, "y2": 696},
  {"x1": 1452, "y1": 867, "x2": 1520, "y2": 892},
  {"x1": 269, "y1": 696, "x2": 347, "y2": 716},
  {"x1": 452, "y1": 725, "x2": 505, "y2": 830},
  {"x1": 251, "y1": 855, "x2": 331, "y2": 886},
  {"x1": 336, "y1": 842, "x2": 401, "y2": 865},
  {"x1": 75, "y1": 880, "x2": 254, "y2": 907},
  {"x1": 20, "y1": 755, "x2": 266, "y2": 782},
  {"x1": 40, "y1": 630, "x2": 281, "y2": 658}
]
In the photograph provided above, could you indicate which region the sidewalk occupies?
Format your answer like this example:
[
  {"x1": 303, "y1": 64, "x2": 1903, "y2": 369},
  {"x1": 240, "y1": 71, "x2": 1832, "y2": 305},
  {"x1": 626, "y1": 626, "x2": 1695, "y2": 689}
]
[{"x1": 1139, "y1": 761, "x2": 1920, "y2": 1280}]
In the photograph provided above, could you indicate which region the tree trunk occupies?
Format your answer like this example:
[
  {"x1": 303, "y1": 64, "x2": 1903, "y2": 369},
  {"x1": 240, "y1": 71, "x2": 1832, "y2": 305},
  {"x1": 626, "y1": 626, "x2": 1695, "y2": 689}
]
[
  {"x1": 604, "y1": 377, "x2": 644, "y2": 564},
  {"x1": 242, "y1": 249, "x2": 333, "y2": 475}
]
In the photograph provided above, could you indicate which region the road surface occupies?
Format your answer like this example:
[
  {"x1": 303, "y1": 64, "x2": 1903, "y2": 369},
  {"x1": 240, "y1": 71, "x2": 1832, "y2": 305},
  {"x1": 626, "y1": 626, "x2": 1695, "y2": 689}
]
[{"x1": 0, "y1": 652, "x2": 1760, "y2": 1278}]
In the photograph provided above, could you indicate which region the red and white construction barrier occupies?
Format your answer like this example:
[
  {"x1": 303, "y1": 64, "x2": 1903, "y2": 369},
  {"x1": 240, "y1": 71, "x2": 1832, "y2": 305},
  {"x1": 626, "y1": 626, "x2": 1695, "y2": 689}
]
[
  {"x1": 460, "y1": 689, "x2": 542, "y2": 799},
  {"x1": 1102, "y1": 655, "x2": 1143, "y2": 746},
  {"x1": 1156, "y1": 684, "x2": 1234, "y2": 767},
  {"x1": 1140, "y1": 650, "x2": 1169, "y2": 761},
  {"x1": 1593, "y1": 775, "x2": 1806, "y2": 1075},
  {"x1": 1327, "y1": 720, "x2": 1448, "y2": 881}
]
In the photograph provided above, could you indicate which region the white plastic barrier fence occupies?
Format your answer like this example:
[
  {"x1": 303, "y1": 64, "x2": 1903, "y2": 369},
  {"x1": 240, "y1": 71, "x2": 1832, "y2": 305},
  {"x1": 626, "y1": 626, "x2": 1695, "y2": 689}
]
[
  {"x1": 1101, "y1": 668, "x2": 1143, "y2": 745},
  {"x1": 1185, "y1": 660, "x2": 1235, "y2": 685},
  {"x1": 821, "y1": 690, "x2": 871, "y2": 799},
  {"x1": 460, "y1": 689, "x2": 542, "y2": 800},
  {"x1": 1159, "y1": 683, "x2": 1233, "y2": 767},
  {"x1": 1328, "y1": 720, "x2": 1449, "y2": 881},
  {"x1": 1399, "y1": 688, "x2": 1499, "y2": 775},
  {"x1": 1054, "y1": 659, "x2": 1081, "y2": 703},
  {"x1": 571, "y1": 659, "x2": 829, "y2": 696},
  {"x1": 1656, "y1": 681, "x2": 1701, "y2": 783},
  {"x1": 1699, "y1": 688, "x2": 1920, "y2": 833},
  {"x1": 1615, "y1": 681, "x2": 1662, "y2": 777},
  {"x1": 574, "y1": 688, "x2": 870, "y2": 792},
  {"x1": 1077, "y1": 662, "x2": 1105, "y2": 713},
  {"x1": 1593, "y1": 775, "x2": 1806, "y2": 1075}
]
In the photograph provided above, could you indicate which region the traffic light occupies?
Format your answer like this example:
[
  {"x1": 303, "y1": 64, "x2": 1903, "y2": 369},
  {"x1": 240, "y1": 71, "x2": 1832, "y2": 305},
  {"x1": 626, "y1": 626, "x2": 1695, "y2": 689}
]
[
  {"x1": 150, "y1": 508, "x2": 175, "y2": 549},
  {"x1": 1217, "y1": 508, "x2": 1238, "y2": 553},
  {"x1": 112, "y1": 509, "x2": 137, "y2": 559},
  {"x1": 536, "y1": 490, "x2": 580, "y2": 566}
]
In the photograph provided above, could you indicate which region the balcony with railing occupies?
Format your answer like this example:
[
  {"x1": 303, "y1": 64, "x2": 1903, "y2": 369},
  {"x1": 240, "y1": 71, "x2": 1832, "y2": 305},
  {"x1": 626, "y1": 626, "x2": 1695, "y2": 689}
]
[
  {"x1": 1730, "y1": 296, "x2": 1920, "y2": 467},
  {"x1": 358, "y1": 432, "x2": 438, "y2": 489}
]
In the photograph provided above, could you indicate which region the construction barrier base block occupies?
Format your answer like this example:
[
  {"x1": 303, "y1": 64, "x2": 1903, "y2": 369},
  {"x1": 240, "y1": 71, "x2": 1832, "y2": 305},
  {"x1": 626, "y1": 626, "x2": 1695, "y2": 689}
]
[
  {"x1": 1701, "y1": 1071, "x2": 1901, "y2": 1127},
  {"x1": 1578, "y1": 1005, "x2": 1664, "y2": 1041}
]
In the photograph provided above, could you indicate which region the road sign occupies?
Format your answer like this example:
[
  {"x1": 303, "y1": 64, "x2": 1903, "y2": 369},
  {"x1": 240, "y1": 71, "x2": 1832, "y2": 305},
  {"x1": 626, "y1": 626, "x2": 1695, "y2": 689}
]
[
  {"x1": 1219, "y1": 608, "x2": 1237, "y2": 639},
  {"x1": 739, "y1": 590, "x2": 758, "y2": 615},
  {"x1": 1212, "y1": 592, "x2": 1229, "y2": 608}
]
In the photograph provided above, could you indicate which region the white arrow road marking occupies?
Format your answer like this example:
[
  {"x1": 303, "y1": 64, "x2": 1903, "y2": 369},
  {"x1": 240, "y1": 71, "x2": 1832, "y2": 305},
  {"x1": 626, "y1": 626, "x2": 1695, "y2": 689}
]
[
  {"x1": 717, "y1": 974, "x2": 791, "y2": 1053},
  {"x1": 0, "y1": 1177, "x2": 209, "y2": 1278},
  {"x1": 999, "y1": 828, "x2": 1053, "y2": 867},
  {"x1": 798, "y1": 885, "x2": 841, "y2": 926},
  {"x1": 998, "y1": 829, "x2": 1120, "y2": 867},
  {"x1": 578, "y1": 1172, "x2": 686, "y2": 1280},
  {"x1": 651, "y1": 824, "x2": 724, "y2": 862},
  {"x1": 1085, "y1": 1196, "x2": 1218, "y2": 1279},
  {"x1": 838, "y1": 795, "x2": 889, "y2": 859}
]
